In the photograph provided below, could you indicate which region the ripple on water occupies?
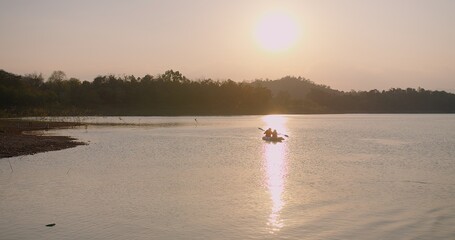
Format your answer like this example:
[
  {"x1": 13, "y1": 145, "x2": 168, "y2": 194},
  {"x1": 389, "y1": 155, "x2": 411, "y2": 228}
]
[{"x1": 1, "y1": 115, "x2": 454, "y2": 239}]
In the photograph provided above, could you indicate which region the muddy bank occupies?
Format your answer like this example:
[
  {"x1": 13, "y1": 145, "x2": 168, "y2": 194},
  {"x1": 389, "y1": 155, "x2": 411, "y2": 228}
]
[{"x1": 0, "y1": 119, "x2": 86, "y2": 158}]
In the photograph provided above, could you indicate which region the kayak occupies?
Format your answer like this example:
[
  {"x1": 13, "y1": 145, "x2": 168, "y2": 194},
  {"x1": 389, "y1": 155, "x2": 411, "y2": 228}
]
[{"x1": 262, "y1": 136, "x2": 284, "y2": 142}]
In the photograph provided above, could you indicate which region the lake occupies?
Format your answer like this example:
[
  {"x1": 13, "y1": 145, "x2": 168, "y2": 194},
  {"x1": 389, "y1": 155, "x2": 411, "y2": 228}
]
[{"x1": 1, "y1": 115, "x2": 454, "y2": 239}]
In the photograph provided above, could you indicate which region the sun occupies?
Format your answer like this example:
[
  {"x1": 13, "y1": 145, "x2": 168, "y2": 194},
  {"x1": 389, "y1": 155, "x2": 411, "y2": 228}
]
[{"x1": 255, "y1": 11, "x2": 299, "y2": 52}]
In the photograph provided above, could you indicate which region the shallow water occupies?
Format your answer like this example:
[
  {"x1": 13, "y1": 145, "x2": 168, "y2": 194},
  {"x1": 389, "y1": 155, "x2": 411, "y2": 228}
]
[{"x1": 1, "y1": 115, "x2": 454, "y2": 239}]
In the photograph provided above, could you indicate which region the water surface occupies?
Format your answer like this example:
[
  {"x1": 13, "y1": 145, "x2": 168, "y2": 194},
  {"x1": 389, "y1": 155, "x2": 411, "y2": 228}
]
[{"x1": 1, "y1": 115, "x2": 454, "y2": 239}]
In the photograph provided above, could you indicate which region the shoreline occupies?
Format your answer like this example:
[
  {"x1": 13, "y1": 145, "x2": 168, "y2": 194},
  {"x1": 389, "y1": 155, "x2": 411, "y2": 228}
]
[{"x1": 0, "y1": 119, "x2": 86, "y2": 158}]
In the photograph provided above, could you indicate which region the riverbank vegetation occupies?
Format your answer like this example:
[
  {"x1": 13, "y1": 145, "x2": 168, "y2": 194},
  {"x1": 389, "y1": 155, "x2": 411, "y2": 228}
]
[{"x1": 1, "y1": 69, "x2": 454, "y2": 117}]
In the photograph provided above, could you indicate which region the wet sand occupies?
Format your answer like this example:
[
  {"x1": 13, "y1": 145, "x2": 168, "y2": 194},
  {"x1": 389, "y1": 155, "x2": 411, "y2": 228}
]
[{"x1": 0, "y1": 119, "x2": 86, "y2": 158}]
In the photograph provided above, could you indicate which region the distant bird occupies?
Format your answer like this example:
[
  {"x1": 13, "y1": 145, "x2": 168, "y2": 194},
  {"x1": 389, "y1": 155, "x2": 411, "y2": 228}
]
[{"x1": 45, "y1": 223, "x2": 56, "y2": 227}]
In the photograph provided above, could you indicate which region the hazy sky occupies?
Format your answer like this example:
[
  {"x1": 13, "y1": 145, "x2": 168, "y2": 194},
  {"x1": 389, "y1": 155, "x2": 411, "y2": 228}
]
[{"x1": 1, "y1": 0, "x2": 454, "y2": 91}]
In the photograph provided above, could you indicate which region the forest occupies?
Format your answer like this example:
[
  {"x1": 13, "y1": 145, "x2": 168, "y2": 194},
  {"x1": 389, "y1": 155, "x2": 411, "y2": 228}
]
[{"x1": 1, "y1": 69, "x2": 454, "y2": 117}]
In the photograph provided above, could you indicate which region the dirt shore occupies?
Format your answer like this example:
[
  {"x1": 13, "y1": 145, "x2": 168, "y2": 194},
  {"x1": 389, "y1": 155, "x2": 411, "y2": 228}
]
[{"x1": 0, "y1": 119, "x2": 86, "y2": 158}]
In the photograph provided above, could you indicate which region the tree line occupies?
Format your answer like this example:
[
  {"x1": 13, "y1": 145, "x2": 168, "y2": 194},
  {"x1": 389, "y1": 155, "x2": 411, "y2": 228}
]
[
  {"x1": 0, "y1": 69, "x2": 454, "y2": 117},
  {"x1": 0, "y1": 69, "x2": 271, "y2": 116},
  {"x1": 254, "y1": 76, "x2": 455, "y2": 113}
]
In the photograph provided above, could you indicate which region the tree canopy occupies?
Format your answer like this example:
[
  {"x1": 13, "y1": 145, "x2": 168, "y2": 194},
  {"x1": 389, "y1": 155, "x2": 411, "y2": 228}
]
[{"x1": 1, "y1": 69, "x2": 454, "y2": 117}]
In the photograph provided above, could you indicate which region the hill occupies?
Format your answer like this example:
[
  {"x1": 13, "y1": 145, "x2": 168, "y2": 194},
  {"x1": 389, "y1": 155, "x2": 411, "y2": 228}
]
[
  {"x1": 252, "y1": 76, "x2": 339, "y2": 99},
  {"x1": 251, "y1": 76, "x2": 455, "y2": 113}
]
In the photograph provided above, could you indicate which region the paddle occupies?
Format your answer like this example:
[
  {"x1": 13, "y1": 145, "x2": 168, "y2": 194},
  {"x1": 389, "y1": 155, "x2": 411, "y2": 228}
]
[{"x1": 258, "y1": 127, "x2": 289, "y2": 138}]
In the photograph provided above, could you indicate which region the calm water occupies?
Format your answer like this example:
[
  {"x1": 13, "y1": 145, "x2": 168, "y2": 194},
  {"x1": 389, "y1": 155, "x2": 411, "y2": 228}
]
[{"x1": 1, "y1": 115, "x2": 454, "y2": 239}]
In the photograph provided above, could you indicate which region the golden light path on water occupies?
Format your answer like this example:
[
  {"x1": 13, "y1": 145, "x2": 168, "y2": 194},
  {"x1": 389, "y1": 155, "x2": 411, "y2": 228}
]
[{"x1": 261, "y1": 115, "x2": 289, "y2": 233}]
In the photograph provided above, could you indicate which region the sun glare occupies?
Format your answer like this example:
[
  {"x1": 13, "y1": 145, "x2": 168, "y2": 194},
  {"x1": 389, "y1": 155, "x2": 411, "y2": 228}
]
[
  {"x1": 255, "y1": 11, "x2": 299, "y2": 52},
  {"x1": 262, "y1": 115, "x2": 287, "y2": 133}
]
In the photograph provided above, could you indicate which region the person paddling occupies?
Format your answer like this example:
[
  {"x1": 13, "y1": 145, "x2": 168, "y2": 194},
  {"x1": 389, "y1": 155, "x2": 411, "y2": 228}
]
[
  {"x1": 272, "y1": 129, "x2": 278, "y2": 140},
  {"x1": 264, "y1": 128, "x2": 272, "y2": 138}
]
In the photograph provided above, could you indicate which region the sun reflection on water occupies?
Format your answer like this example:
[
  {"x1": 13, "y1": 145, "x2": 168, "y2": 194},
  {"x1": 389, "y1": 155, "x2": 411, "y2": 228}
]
[
  {"x1": 261, "y1": 115, "x2": 288, "y2": 233},
  {"x1": 262, "y1": 115, "x2": 287, "y2": 134}
]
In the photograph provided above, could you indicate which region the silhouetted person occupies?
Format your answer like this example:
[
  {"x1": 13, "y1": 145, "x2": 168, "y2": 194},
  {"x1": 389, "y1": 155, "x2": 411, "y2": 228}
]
[
  {"x1": 272, "y1": 130, "x2": 278, "y2": 139},
  {"x1": 264, "y1": 128, "x2": 272, "y2": 138}
]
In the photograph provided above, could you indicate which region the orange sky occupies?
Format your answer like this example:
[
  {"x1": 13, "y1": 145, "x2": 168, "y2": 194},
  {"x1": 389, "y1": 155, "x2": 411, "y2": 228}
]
[{"x1": 0, "y1": 0, "x2": 454, "y2": 92}]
